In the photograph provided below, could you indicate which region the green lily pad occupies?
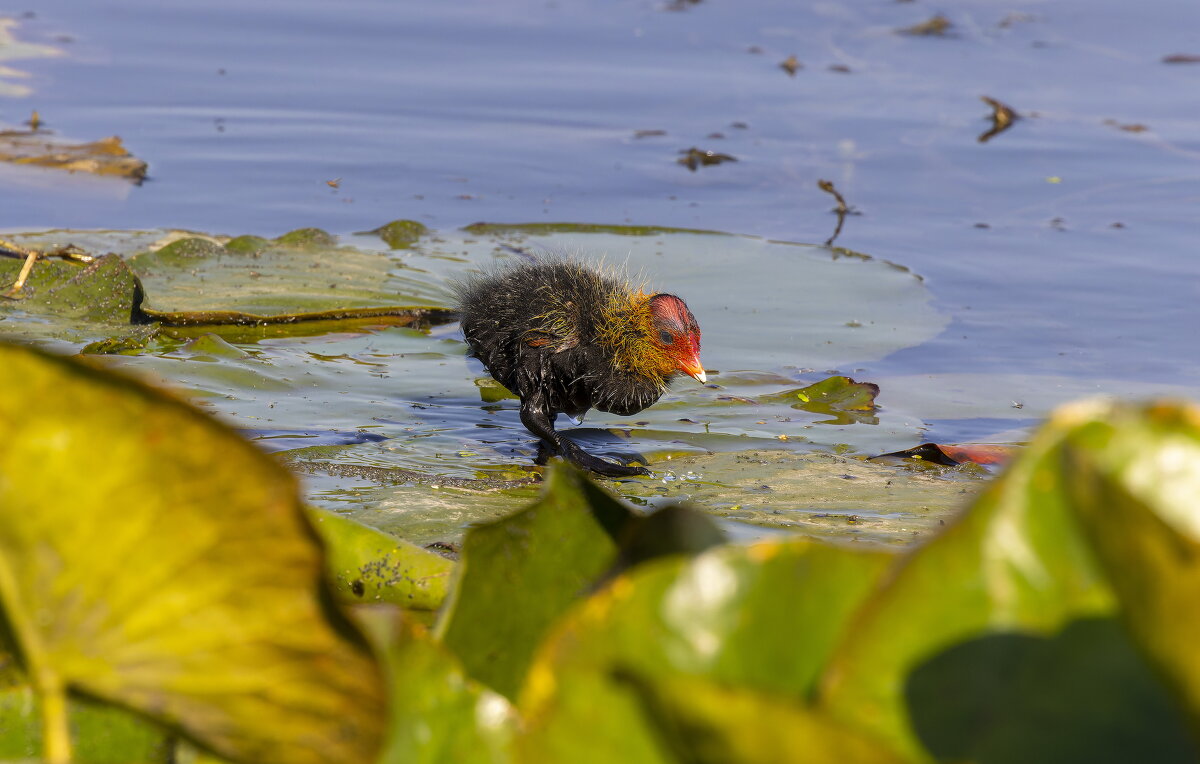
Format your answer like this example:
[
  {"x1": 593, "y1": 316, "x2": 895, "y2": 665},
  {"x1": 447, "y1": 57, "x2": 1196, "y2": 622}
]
[
  {"x1": 612, "y1": 672, "x2": 902, "y2": 764},
  {"x1": 817, "y1": 398, "x2": 1200, "y2": 762},
  {"x1": 128, "y1": 231, "x2": 450, "y2": 316},
  {"x1": 307, "y1": 507, "x2": 454, "y2": 610},
  {"x1": 1060, "y1": 401, "x2": 1200, "y2": 727},
  {"x1": 619, "y1": 449, "x2": 985, "y2": 546},
  {"x1": 0, "y1": 342, "x2": 385, "y2": 763},
  {"x1": 0, "y1": 687, "x2": 172, "y2": 763},
  {"x1": 367, "y1": 219, "x2": 429, "y2": 249},
  {"x1": 519, "y1": 538, "x2": 895, "y2": 762},
  {"x1": 761, "y1": 375, "x2": 879, "y2": 423},
  {"x1": 354, "y1": 611, "x2": 516, "y2": 764},
  {"x1": 436, "y1": 466, "x2": 638, "y2": 699},
  {"x1": 0, "y1": 253, "x2": 139, "y2": 323}
]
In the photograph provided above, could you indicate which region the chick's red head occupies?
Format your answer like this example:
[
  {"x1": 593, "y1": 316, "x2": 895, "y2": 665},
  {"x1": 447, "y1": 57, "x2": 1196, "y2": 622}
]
[{"x1": 648, "y1": 293, "x2": 706, "y2": 383}]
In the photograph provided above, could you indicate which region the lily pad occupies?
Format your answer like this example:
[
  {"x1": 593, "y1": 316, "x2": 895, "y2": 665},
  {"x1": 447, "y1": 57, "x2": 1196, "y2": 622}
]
[
  {"x1": 0, "y1": 223, "x2": 947, "y2": 547},
  {"x1": 520, "y1": 538, "x2": 896, "y2": 762},
  {"x1": 619, "y1": 449, "x2": 985, "y2": 545},
  {"x1": 436, "y1": 466, "x2": 638, "y2": 699},
  {"x1": 129, "y1": 232, "x2": 451, "y2": 317},
  {"x1": 0, "y1": 342, "x2": 385, "y2": 763},
  {"x1": 816, "y1": 398, "x2": 1200, "y2": 762},
  {"x1": 354, "y1": 611, "x2": 516, "y2": 764},
  {"x1": 307, "y1": 507, "x2": 454, "y2": 610}
]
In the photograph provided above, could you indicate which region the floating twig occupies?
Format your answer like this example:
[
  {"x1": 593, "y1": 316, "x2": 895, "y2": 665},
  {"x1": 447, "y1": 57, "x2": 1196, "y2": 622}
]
[
  {"x1": 978, "y1": 95, "x2": 1020, "y2": 143},
  {"x1": 677, "y1": 147, "x2": 737, "y2": 171},
  {"x1": 898, "y1": 14, "x2": 952, "y2": 36},
  {"x1": 2, "y1": 251, "x2": 39, "y2": 299},
  {"x1": 0, "y1": 239, "x2": 93, "y2": 299},
  {"x1": 817, "y1": 179, "x2": 854, "y2": 246}
]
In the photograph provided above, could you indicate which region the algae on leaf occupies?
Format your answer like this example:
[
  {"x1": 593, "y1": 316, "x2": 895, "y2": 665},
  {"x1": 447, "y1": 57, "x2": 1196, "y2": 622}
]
[
  {"x1": 0, "y1": 342, "x2": 385, "y2": 764},
  {"x1": 308, "y1": 507, "x2": 454, "y2": 610}
]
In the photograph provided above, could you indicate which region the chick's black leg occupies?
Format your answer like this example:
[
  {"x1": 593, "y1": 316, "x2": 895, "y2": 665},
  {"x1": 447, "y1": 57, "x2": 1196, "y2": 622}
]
[{"x1": 519, "y1": 395, "x2": 649, "y2": 477}]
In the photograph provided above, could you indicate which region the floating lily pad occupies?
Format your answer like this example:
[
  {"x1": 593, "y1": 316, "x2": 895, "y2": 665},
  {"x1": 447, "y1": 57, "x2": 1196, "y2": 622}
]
[
  {"x1": 0, "y1": 132, "x2": 146, "y2": 180},
  {"x1": 619, "y1": 450, "x2": 985, "y2": 545},
  {"x1": 0, "y1": 223, "x2": 947, "y2": 547},
  {"x1": 129, "y1": 231, "x2": 451, "y2": 316}
]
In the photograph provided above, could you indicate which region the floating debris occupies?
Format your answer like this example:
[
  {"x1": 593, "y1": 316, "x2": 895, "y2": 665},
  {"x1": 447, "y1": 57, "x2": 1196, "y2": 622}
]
[
  {"x1": 1103, "y1": 119, "x2": 1149, "y2": 133},
  {"x1": 633, "y1": 129, "x2": 667, "y2": 139},
  {"x1": 828, "y1": 64, "x2": 852, "y2": 73},
  {"x1": 677, "y1": 147, "x2": 737, "y2": 171},
  {"x1": 978, "y1": 95, "x2": 1019, "y2": 143},
  {"x1": 0, "y1": 130, "x2": 147, "y2": 181},
  {"x1": 780, "y1": 55, "x2": 802, "y2": 76},
  {"x1": 817, "y1": 179, "x2": 857, "y2": 246},
  {"x1": 898, "y1": 14, "x2": 952, "y2": 36},
  {"x1": 1162, "y1": 53, "x2": 1200, "y2": 64}
]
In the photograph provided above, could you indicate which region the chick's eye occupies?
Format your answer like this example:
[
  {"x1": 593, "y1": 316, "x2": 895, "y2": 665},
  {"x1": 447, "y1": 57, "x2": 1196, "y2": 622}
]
[{"x1": 658, "y1": 329, "x2": 674, "y2": 344}]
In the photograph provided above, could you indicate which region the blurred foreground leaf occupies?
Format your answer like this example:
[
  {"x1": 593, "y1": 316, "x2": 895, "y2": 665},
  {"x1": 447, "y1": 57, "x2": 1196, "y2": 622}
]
[
  {"x1": 0, "y1": 342, "x2": 385, "y2": 763},
  {"x1": 1062, "y1": 401, "x2": 1200, "y2": 728},
  {"x1": 354, "y1": 609, "x2": 516, "y2": 764},
  {"x1": 818, "y1": 398, "x2": 1200, "y2": 762},
  {"x1": 0, "y1": 685, "x2": 173, "y2": 763},
  {"x1": 615, "y1": 672, "x2": 900, "y2": 764},
  {"x1": 436, "y1": 466, "x2": 638, "y2": 700},
  {"x1": 520, "y1": 539, "x2": 895, "y2": 762},
  {"x1": 437, "y1": 465, "x2": 725, "y2": 701}
]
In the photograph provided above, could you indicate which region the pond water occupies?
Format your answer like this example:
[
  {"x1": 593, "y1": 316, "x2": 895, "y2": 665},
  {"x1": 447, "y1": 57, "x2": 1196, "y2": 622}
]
[{"x1": 2, "y1": 0, "x2": 1198, "y2": 545}]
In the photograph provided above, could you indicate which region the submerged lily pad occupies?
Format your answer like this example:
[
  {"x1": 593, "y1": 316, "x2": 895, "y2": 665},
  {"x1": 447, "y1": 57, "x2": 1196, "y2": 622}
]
[{"x1": 129, "y1": 232, "x2": 450, "y2": 316}]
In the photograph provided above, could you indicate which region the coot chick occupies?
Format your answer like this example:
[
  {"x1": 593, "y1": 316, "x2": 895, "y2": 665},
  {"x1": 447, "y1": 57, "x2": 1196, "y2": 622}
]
[{"x1": 454, "y1": 259, "x2": 704, "y2": 476}]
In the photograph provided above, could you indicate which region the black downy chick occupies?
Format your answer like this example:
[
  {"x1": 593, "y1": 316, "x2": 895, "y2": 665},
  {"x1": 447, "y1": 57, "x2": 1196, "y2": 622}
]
[{"x1": 454, "y1": 259, "x2": 705, "y2": 477}]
